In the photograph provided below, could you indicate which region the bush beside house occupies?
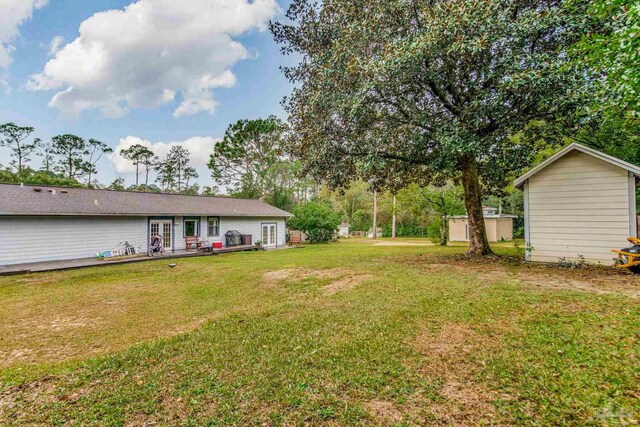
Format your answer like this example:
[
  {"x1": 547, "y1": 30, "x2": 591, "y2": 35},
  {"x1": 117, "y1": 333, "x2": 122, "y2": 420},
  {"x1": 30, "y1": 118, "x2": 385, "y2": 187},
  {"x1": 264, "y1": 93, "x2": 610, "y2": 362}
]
[{"x1": 288, "y1": 200, "x2": 341, "y2": 243}]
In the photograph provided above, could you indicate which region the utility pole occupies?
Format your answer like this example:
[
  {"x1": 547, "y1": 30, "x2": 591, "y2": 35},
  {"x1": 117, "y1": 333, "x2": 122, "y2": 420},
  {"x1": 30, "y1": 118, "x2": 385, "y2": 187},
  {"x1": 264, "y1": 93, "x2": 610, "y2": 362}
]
[
  {"x1": 392, "y1": 195, "x2": 397, "y2": 239},
  {"x1": 372, "y1": 190, "x2": 378, "y2": 239}
]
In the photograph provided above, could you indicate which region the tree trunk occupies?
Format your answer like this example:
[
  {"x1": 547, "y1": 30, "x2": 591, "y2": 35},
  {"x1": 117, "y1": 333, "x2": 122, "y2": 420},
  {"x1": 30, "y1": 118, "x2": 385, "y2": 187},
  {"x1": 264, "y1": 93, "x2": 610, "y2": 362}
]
[
  {"x1": 372, "y1": 190, "x2": 378, "y2": 239},
  {"x1": 17, "y1": 148, "x2": 23, "y2": 175},
  {"x1": 135, "y1": 162, "x2": 139, "y2": 187},
  {"x1": 440, "y1": 215, "x2": 448, "y2": 246},
  {"x1": 392, "y1": 195, "x2": 397, "y2": 239},
  {"x1": 460, "y1": 156, "x2": 493, "y2": 256}
]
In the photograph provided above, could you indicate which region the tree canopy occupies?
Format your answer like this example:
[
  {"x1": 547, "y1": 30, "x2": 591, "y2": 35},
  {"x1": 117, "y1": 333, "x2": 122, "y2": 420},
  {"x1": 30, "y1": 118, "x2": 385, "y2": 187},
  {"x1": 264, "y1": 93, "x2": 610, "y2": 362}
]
[
  {"x1": 0, "y1": 123, "x2": 41, "y2": 174},
  {"x1": 120, "y1": 144, "x2": 155, "y2": 188},
  {"x1": 208, "y1": 116, "x2": 286, "y2": 199},
  {"x1": 574, "y1": 0, "x2": 640, "y2": 118},
  {"x1": 272, "y1": 0, "x2": 591, "y2": 255}
]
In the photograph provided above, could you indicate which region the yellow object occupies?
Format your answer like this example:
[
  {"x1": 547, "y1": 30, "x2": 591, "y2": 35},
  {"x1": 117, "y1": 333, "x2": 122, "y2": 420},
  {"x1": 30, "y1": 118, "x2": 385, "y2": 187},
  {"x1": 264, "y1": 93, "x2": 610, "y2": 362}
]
[{"x1": 611, "y1": 237, "x2": 640, "y2": 271}]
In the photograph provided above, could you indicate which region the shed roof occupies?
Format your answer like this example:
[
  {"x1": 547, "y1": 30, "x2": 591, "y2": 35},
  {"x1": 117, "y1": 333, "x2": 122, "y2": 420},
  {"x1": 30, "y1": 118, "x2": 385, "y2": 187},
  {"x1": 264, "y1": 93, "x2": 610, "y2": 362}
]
[
  {"x1": 0, "y1": 184, "x2": 292, "y2": 217},
  {"x1": 514, "y1": 143, "x2": 640, "y2": 189}
]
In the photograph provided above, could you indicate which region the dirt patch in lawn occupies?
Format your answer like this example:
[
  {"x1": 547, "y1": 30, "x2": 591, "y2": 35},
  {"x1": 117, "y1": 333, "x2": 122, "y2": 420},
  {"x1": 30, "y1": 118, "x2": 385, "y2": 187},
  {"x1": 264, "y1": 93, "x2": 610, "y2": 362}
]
[
  {"x1": 517, "y1": 270, "x2": 640, "y2": 299},
  {"x1": 263, "y1": 268, "x2": 371, "y2": 295},
  {"x1": 412, "y1": 323, "x2": 505, "y2": 425},
  {"x1": 400, "y1": 255, "x2": 640, "y2": 299},
  {"x1": 364, "y1": 399, "x2": 404, "y2": 424}
]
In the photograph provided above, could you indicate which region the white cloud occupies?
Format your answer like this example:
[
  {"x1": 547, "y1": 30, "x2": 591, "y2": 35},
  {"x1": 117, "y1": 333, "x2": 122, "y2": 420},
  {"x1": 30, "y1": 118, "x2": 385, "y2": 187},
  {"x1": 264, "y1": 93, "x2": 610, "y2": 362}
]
[
  {"x1": 27, "y1": 0, "x2": 279, "y2": 118},
  {"x1": 0, "y1": 0, "x2": 48, "y2": 69},
  {"x1": 48, "y1": 35, "x2": 64, "y2": 56},
  {"x1": 109, "y1": 135, "x2": 219, "y2": 184}
]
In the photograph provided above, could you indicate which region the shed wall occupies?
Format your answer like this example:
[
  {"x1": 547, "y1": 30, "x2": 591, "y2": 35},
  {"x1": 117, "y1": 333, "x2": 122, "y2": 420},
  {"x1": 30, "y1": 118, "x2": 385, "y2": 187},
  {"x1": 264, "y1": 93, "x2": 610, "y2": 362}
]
[
  {"x1": 448, "y1": 218, "x2": 513, "y2": 242},
  {"x1": 496, "y1": 218, "x2": 514, "y2": 241},
  {"x1": 527, "y1": 150, "x2": 632, "y2": 264},
  {"x1": 449, "y1": 218, "x2": 468, "y2": 242}
]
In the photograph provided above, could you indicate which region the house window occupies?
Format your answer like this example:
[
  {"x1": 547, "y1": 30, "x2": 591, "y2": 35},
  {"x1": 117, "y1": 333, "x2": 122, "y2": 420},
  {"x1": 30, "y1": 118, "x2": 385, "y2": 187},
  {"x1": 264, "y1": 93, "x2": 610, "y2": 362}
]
[
  {"x1": 208, "y1": 217, "x2": 220, "y2": 237},
  {"x1": 184, "y1": 219, "x2": 199, "y2": 237}
]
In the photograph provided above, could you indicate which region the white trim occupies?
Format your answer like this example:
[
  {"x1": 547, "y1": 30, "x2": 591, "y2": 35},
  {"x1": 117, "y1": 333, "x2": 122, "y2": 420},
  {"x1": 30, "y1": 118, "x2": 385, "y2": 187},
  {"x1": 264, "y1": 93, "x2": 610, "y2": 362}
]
[
  {"x1": 514, "y1": 143, "x2": 640, "y2": 189},
  {"x1": 524, "y1": 180, "x2": 531, "y2": 261},
  {"x1": 630, "y1": 173, "x2": 638, "y2": 237}
]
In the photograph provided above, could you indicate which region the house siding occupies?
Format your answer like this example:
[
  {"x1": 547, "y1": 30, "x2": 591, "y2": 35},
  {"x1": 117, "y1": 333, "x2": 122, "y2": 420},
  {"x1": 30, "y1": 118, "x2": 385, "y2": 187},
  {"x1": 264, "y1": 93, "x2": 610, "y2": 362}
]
[
  {"x1": 199, "y1": 216, "x2": 287, "y2": 247},
  {"x1": 528, "y1": 150, "x2": 632, "y2": 264},
  {"x1": 0, "y1": 215, "x2": 288, "y2": 266},
  {"x1": 0, "y1": 216, "x2": 147, "y2": 265}
]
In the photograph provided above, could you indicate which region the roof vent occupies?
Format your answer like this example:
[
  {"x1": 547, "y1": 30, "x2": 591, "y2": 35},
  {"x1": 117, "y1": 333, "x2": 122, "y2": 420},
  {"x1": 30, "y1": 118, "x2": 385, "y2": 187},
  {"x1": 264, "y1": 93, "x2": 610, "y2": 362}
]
[
  {"x1": 94, "y1": 199, "x2": 99, "y2": 205},
  {"x1": 33, "y1": 188, "x2": 42, "y2": 192},
  {"x1": 60, "y1": 190, "x2": 68, "y2": 194},
  {"x1": 47, "y1": 189, "x2": 56, "y2": 194}
]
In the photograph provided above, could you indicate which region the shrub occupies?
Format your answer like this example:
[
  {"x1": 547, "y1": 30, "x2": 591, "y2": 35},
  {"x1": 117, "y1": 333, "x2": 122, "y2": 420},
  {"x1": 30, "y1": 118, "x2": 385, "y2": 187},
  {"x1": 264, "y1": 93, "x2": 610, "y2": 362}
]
[
  {"x1": 427, "y1": 218, "x2": 442, "y2": 244},
  {"x1": 288, "y1": 200, "x2": 342, "y2": 243}
]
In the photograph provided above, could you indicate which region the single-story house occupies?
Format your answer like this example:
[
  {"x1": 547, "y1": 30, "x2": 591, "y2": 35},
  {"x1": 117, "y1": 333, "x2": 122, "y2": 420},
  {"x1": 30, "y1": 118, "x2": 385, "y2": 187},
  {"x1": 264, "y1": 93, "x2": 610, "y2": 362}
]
[
  {"x1": 0, "y1": 184, "x2": 292, "y2": 266},
  {"x1": 515, "y1": 143, "x2": 640, "y2": 264},
  {"x1": 337, "y1": 222, "x2": 350, "y2": 238},
  {"x1": 449, "y1": 206, "x2": 517, "y2": 242}
]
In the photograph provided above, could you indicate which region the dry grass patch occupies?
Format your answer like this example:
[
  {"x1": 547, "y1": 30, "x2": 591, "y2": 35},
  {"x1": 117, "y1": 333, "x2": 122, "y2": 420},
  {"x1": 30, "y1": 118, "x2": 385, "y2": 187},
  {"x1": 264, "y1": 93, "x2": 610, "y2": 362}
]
[
  {"x1": 364, "y1": 399, "x2": 404, "y2": 424},
  {"x1": 263, "y1": 267, "x2": 371, "y2": 295},
  {"x1": 401, "y1": 254, "x2": 640, "y2": 299},
  {"x1": 412, "y1": 323, "x2": 508, "y2": 426}
]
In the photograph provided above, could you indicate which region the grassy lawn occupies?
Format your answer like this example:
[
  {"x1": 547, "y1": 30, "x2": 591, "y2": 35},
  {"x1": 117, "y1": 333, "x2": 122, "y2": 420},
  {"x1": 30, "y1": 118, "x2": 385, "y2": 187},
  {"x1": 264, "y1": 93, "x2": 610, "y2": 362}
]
[{"x1": 1, "y1": 239, "x2": 639, "y2": 426}]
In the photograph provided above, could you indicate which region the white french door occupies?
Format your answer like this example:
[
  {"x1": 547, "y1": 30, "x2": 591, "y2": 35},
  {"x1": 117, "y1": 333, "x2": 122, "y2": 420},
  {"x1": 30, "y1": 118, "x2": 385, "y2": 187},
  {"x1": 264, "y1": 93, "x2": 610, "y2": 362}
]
[
  {"x1": 262, "y1": 223, "x2": 277, "y2": 247},
  {"x1": 150, "y1": 220, "x2": 173, "y2": 250}
]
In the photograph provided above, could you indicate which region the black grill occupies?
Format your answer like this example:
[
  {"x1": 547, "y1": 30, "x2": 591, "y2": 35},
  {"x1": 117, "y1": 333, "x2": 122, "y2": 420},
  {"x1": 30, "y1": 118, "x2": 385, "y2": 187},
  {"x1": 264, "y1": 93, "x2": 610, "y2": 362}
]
[{"x1": 225, "y1": 230, "x2": 242, "y2": 246}]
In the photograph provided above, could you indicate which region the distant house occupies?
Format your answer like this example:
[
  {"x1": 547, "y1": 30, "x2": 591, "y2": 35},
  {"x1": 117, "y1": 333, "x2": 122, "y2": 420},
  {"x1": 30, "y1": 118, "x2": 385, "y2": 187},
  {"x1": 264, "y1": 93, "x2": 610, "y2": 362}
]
[
  {"x1": 337, "y1": 222, "x2": 350, "y2": 238},
  {"x1": 0, "y1": 184, "x2": 292, "y2": 266},
  {"x1": 515, "y1": 143, "x2": 639, "y2": 264},
  {"x1": 367, "y1": 227, "x2": 383, "y2": 238},
  {"x1": 449, "y1": 206, "x2": 517, "y2": 242}
]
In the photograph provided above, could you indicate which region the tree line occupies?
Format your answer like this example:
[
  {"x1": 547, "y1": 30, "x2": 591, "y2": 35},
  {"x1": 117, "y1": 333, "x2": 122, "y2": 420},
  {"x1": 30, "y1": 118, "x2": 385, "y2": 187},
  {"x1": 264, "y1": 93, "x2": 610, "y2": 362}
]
[
  {"x1": 0, "y1": 123, "x2": 112, "y2": 188},
  {"x1": 0, "y1": 124, "x2": 202, "y2": 194}
]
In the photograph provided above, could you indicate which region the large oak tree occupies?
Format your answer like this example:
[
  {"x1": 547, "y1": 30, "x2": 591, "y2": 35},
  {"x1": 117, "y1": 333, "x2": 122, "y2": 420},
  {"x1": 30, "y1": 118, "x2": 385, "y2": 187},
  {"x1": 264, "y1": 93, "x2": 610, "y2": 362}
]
[{"x1": 272, "y1": 0, "x2": 590, "y2": 255}]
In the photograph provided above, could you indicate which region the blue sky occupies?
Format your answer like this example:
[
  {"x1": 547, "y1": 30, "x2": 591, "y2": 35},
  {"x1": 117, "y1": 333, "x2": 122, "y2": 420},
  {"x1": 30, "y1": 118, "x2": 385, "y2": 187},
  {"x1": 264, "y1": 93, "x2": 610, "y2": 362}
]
[{"x1": 0, "y1": 0, "x2": 295, "y2": 187}]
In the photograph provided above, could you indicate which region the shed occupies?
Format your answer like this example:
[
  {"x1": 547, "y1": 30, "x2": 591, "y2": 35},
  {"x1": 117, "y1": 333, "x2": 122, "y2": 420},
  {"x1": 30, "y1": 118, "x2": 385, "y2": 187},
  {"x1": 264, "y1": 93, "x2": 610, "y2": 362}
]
[
  {"x1": 514, "y1": 143, "x2": 640, "y2": 264},
  {"x1": 337, "y1": 222, "x2": 350, "y2": 238},
  {"x1": 449, "y1": 206, "x2": 517, "y2": 242}
]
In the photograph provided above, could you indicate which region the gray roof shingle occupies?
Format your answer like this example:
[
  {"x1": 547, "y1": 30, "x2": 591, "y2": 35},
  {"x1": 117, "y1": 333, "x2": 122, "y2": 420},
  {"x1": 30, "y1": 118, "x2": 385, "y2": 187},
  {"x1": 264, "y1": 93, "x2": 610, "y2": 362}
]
[{"x1": 0, "y1": 184, "x2": 292, "y2": 217}]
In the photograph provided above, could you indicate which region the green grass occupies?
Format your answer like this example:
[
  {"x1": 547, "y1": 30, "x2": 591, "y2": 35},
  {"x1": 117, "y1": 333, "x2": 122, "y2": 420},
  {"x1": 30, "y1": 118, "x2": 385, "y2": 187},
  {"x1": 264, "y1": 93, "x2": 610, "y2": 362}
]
[{"x1": 0, "y1": 239, "x2": 638, "y2": 426}]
